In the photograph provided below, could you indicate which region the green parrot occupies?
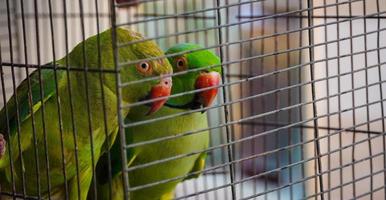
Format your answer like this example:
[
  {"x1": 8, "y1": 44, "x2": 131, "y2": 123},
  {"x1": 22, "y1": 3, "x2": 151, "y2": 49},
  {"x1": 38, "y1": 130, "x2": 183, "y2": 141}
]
[
  {"x1": 93, "y1": 43, "x2": 222, "y2": 200},
  {"x1": 0, "y1": 28, "x2": 173, "y2": 200}
]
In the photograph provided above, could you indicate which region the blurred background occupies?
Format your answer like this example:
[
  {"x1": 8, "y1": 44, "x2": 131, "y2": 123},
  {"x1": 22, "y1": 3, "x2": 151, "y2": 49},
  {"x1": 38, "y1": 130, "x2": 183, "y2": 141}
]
[{"x1": 1, "y1": 0, "x2": 386, "y2": 199}]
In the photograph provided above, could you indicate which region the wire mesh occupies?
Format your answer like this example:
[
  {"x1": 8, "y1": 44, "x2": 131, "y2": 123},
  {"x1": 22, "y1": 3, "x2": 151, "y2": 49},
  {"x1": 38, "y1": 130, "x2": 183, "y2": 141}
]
[{"x1": 0, "y1": 0, "x2": 385, "y2": 199}]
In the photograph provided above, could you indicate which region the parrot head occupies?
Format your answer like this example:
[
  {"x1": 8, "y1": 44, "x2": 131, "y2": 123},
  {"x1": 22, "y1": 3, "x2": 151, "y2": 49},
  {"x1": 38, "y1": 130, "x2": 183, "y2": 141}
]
[
  {"x1": 164, "y1": 43, "x2": 221, "y2": 110},
  {"x1": 115, "y1": 29, "x2": 173, "y2": 115},
  {"x1": 66, "y1": 28, "x2": 173, "y2": 115}
]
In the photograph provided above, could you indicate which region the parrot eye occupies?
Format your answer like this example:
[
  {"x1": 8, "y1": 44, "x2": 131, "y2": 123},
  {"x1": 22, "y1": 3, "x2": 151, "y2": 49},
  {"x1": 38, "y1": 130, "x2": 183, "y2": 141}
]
[
  {"x1": 136, "y1": 61, "x2": 152, "y2": 76},
  {"x1": 175, "y1": 57, "x2": 188, "y2": 71}
]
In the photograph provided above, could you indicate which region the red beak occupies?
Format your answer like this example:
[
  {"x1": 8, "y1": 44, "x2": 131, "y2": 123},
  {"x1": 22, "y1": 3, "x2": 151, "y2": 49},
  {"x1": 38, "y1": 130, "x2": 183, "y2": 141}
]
[
  {"x1": 195, "y1": 71, "x2": 221, "y2": 107},
  {"x1": 146, "y1": 76, "x2": 172, "y2": 115}
]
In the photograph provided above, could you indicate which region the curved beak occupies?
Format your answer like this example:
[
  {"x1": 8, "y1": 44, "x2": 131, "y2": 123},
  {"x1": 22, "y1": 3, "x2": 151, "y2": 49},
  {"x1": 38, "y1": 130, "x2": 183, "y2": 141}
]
[
  {"x1": 146, "y1": 76, "x2": 172, "y2": 115},
  {"x1": 195, "y1": 71, "x2": 221, "y2": 108}
]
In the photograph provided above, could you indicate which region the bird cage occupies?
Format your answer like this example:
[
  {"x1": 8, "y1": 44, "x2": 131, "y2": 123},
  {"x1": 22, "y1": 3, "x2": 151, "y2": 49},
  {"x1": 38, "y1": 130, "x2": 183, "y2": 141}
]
[{"x1": 0, "y1": 0, "x2": 385, "y2": 199}]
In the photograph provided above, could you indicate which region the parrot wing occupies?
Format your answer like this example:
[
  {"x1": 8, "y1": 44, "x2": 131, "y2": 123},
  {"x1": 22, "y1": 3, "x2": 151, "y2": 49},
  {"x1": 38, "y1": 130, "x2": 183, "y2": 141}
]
[{"x1": 0, "y1": 66, "x2": 61, "y2": 137}]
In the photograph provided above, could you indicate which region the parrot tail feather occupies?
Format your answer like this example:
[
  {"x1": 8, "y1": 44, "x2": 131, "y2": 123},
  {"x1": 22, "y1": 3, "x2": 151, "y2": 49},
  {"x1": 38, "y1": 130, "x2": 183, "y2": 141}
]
[{"x1": 0, "y1": 133, "x2": 6, "y2": 159}]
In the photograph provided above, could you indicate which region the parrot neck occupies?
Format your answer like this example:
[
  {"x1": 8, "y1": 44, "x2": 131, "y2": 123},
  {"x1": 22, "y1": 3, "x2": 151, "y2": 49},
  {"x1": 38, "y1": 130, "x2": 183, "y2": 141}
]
[
  {"x1": 165, "y1": 98, "x2": 202, "y2": 110},
  {"x1": 165, "y1": 103, "x2": 191, "y2": 110}
]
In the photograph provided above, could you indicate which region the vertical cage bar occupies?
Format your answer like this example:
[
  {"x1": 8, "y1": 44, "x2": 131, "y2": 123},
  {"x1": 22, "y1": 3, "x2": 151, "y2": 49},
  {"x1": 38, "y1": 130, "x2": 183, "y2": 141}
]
[
  {"x1": 237, "y1": 0, "x2": 247, "y2": 198},
  {"x1": 61, "y1": 0, "x2": 82, "y2": 198},
  {"x1": 77, "y1": 0, "x2": 99, "y2": 198},
  {"x1": 18, "y1": 0, "x2": 42, "y2": 198},
  {"x1": 94, "y1": 0, "x2": 114, "y2": 199},
  {"x1": 46, "y1": 0, "x2": 69, "y2": 198},
  {"x1": 273, "y1": 1, "x2": 281, "y2": 199},
  {"x1": 323, "y1": 0, "x2": 332, "y2": 199},
  {"x1": 208, "y1": 1, "x2": 221, "y2": 198},
  {"x1": 348, "y1": 1, "x2": 357, "y2": 197},
  {"x1": 214, "y1": 0, "x2": 236, "y2": 199},
  {"x1": 201, "y1": 0, "x2": 216, "y2": 198},
  {"x1": 376, "y1": 0, "x2": 386, "y2": 198},
  {"x1": 362, "y1": 1, "x2": 374, "y2": 199},
  {"x1": 334, "y1": 0, "x2": 344, "y2": 199},
  {"x1": 260, "y1": 1, "x2": 269, "y2": 199},
  {"x1": 5, "y1": 0, "x2": 27, "y2": 197},
  {"x1": 223, "y1": 0, "x2": 233, "y2": 198},
  {"x1": 285, "y1": 0, "x2": 293, "y2": 199},
  {"x1": 249, "y1": 11, "x2": 259, "y2": 198},
  {"x1": 110, "y1": 1, "x2": 130, "y2": 200},
  {"x1": 306, "y1": 0, "x2": 325, "y2": 199},
  {"x1": 31, "y1": 1, "x2": 53, "y2": 197},
  {"x1": 298, "y1": 0, "x2": 306, "y2": 198}
]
